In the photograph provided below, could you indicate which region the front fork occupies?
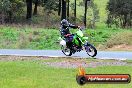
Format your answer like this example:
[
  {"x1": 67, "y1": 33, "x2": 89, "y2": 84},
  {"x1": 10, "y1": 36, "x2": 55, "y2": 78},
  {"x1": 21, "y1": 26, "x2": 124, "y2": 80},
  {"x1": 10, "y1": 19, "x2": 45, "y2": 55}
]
[{"x1": 84, "y1": 42, "x2": 91, "y2": 52}]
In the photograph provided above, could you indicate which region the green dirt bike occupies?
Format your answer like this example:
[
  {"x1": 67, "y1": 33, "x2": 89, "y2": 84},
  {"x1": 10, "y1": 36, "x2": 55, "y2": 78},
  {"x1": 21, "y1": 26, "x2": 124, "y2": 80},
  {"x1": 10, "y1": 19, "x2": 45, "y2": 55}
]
[{"x1": 59, "y1": 28, "x2": 97, "y2": 57}]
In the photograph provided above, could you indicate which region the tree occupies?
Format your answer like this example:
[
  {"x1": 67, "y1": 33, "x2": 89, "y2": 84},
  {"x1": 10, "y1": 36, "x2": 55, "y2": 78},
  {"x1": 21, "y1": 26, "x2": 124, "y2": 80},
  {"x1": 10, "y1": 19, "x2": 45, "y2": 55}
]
[
  {"x1": 43, "y1": 0, "x2": 58, "y2": 14},
  {"x1": 88, "y1": 0, "x2": 99, "y2": 28},
  {"x1": 33, "y1": 0, "x2": 39, "y2": 15},
  {"x1": 58, "y1": 0, "x2": 61, "y2": 16},
  {"x1": 0, "y1": 0, "x2": 11, "y2": 23},
  {"x1": 74, "y1": 0, "x2": 76, "y2": 22},
  {"x1": 84, "y1": 0, "x2": 88, "y2": 27},
  {"x1": 83, "y1": 0, "x2": 99, "y2": 28},
  {"x1": 26, "y1": 0, "x2": 32, "y2": 19},
  {"x1": 67, "y1": 0, "x2": 70, "y2": 20},
  {"x1": 0, "y1": 0, "x2": 24, "y2": 23},
  {"x1": 106, "y1": 0, "x2": 132, "y2": 28},
  {"x1": 61, "y1": 0, "x2": 66, "y2": 20}
]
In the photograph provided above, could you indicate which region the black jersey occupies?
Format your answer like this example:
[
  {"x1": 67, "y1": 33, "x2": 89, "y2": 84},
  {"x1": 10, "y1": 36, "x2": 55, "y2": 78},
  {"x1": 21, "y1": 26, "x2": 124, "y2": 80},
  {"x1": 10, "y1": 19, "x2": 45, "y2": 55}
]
[{"x1": 60, "y1": 23, "x2": 78, "y2": 37}]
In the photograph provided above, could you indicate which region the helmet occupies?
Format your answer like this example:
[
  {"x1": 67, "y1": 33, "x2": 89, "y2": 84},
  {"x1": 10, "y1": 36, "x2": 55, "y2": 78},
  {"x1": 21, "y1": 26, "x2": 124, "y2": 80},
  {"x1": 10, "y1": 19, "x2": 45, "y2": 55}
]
[{"x1": 61, "y1": 19, "x2": 69, "y2": 27}]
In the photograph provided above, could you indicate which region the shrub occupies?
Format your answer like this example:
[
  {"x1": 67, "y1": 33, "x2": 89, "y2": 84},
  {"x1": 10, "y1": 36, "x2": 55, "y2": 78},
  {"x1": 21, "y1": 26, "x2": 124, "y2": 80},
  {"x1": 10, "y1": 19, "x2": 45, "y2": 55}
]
[{"x1": 105, "y1": 31, "x2": 132, "y2": 48}]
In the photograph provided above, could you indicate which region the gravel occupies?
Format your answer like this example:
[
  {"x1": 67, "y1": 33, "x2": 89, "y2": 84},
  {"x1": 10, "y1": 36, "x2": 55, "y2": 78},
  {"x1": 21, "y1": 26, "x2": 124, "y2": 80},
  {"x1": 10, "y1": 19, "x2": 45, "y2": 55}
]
[
  {"x1": 0, "y1": 56, "x2": 132, "y2": 68},
  {"x1": 42, "y1": 60, "x2": 132, "y2": 68}
]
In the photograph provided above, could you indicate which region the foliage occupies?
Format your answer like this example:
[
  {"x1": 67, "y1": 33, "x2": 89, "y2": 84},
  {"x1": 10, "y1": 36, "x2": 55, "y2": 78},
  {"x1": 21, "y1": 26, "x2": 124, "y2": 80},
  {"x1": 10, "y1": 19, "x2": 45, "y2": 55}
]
[
  {"x1": 104, "y1": 31, "x2": 132, "y2": 48},
  {"x1": 0, "y1": 0, "x2": 108, "y2": 28},
  {"x1": 87, "y1": 0, "x2": 100, "y2": 28},
  {"x1": 0, "y1": 26, "x2": 131, "y2": 50},
  {"x1": 0, "y1": 27, "x2": 60, "y2": 49},
  {"x1": 0, "y1": 0, "x2": 24, "y2": 23},
  {"x1": 0, "y1": 0, "x2": 11, "y2": 23},
  {"x1": 106, "y1": 0, "x2": 132, "y2": 28},
  {"x1": 43, "y1": 0, "x2": 59, "y2": 14},
  {"x1": 77, "y1": 0, "x2": 100, "y2": 28}
]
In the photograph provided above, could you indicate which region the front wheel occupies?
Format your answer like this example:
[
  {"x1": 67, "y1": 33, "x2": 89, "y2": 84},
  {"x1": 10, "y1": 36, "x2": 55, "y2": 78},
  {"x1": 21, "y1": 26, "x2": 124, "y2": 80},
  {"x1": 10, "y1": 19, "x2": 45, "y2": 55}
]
[
  {"x1": 85, "y1": 43, "x2": 97, "y2": 57},
  {"x1": 61, "y1": 45, "x2": 72, "y2": 56}
]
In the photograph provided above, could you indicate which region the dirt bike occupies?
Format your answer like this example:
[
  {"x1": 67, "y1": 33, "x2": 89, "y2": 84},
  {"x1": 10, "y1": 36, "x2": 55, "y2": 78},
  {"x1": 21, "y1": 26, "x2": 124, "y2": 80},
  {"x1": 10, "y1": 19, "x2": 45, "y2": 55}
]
[{"x1": 59, "y1": 27, "x2": 97, "y2": 57}]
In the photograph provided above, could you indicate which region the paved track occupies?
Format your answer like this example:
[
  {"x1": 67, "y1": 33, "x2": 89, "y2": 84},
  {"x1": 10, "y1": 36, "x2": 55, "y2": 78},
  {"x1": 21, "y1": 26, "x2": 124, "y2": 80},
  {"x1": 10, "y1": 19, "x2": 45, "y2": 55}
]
[{"x1": 0, "y1": 49, "x2": 132, "y2": 60}]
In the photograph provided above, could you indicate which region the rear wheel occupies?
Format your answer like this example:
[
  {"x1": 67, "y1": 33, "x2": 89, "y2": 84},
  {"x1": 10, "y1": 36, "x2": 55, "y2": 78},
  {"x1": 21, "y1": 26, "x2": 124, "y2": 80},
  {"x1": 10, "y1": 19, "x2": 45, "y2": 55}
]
[
  {"x1": 85, "y1": 43, "x2": 97, "y2": 57},
  {"x1": 61, "y1": 45, "x2": 72, "y2": 56}
]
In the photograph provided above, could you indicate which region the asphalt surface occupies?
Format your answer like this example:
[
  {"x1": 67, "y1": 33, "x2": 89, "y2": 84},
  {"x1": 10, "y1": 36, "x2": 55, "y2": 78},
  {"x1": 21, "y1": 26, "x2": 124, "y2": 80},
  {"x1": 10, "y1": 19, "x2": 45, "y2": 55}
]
[{"x1": 0, "y1": 49, "x2": 132, "y2": 60}]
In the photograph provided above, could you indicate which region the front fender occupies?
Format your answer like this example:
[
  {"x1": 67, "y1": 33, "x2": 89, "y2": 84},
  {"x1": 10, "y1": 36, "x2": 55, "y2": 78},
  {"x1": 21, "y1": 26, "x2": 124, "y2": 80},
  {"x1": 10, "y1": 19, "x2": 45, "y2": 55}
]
[
  {"x1": 60, "y1": 40, "x2": 66, "y2": 46},
  {"x1": 83, "y1": 37, "x2": 88, "y2": 40}
]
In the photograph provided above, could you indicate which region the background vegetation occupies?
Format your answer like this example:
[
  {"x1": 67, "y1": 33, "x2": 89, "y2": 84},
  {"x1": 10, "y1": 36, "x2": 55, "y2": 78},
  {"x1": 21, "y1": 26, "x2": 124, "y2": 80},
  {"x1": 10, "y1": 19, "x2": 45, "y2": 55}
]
[
  {"x1": 0, "y1": 0, "x2": 132, "y2": 50},
  {"x1": 0, "y1": 26, "x2": 131, "y2": 50},
  {"x1": 0, "y1": 0, "x2": 131, "y2": 28}
]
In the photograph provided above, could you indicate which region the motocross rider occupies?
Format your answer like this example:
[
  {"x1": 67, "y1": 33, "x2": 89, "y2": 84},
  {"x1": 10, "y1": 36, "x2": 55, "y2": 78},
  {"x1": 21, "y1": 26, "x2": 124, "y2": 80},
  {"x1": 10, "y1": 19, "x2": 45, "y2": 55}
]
[{"x1": 60, "y1": 19, "x2": 81, "y2": 49}]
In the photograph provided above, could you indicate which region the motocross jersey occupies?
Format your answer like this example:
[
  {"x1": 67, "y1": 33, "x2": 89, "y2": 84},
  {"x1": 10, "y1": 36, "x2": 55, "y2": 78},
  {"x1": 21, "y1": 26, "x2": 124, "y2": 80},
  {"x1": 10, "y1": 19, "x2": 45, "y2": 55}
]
[{"x1": 60, "y1": 23, "x2": 79, "y2": 37}]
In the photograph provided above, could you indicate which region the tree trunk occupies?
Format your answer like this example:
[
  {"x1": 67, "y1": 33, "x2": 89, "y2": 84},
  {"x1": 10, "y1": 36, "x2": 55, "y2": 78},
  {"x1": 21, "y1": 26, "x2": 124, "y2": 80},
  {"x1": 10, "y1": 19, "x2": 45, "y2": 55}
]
[
  {"x1": 123, "y1": 14, "x2": 127, "y2": 28},
  {"x1": 84, "y1": 0, "x2": 88, "y2": 27},
  {"x1": 74, "y1": 0, "x2": 76, "y2": 23},
  {"x1": 1, "y1": 12, "x2": 5, "y2": 24},
  {"x1": 8, "y1": 11, "x2": 13, "y2": 23},
  {"x1": 67, "y1": 0, "x2": 69, "y2": 20},
  {"x1": 26, "y1": 0, "x2": 32, "y2": 19},
  {"x1": 61, "y1": 0, "x2": 66, "y2": 20},
  {"x1": 58, "y1": 0, "x2": 61, "y2": 16},
  {"x1": 130, "y1": 14, "x2": 132, "y2": 27},
  {"x1": 33, "y1": 0, "x2": 38, "y2": 15}
]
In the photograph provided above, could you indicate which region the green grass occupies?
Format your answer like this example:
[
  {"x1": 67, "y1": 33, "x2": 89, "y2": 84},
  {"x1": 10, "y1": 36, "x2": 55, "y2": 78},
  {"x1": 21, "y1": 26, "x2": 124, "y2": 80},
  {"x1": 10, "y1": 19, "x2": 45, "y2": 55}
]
[
  {"x1": 74, "y1": 27, "x2": 132, "y2": 48},
  {"x1": 0, "y1": 26, "x2": 131, "y2": 50},
  {"x1": 104, "y1": 31, "x2": 132, "y2": 48},
  {"x1": 0, "y1": 26, "x2": 60, "y2": 49},
  {"x1": 0, "y1": 59, "x2": 132, "y2": 88},
  {"x1": 71, "y1": 27, "x2": 132, "y2": 50}
]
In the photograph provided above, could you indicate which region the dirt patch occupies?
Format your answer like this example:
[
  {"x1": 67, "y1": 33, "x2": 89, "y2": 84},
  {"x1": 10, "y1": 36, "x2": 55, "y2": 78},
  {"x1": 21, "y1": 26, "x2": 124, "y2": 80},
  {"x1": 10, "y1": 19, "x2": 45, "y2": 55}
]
[
  {"x1": 0, "y1": 55, "x2": 51, "y2": 61},
  {"x1": 0, "y1": 56, "x2": 132, "y2": 68},
  {"x1": 42, "y1": 59, "x2": 132, "y2": 68},
  {"x1": 106, "y1": 44, "x2": 132, "y2": 51}
]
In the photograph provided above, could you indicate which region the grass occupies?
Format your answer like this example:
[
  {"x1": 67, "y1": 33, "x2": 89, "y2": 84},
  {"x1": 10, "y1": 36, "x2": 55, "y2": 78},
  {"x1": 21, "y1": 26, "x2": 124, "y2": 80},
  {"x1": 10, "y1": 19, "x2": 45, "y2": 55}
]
[
  {"x1": 0, "y1": 26, "x2": 132, "y2": 50},
  {"x1": 104, "y1": 31, "x2": 132, "y2": 48},
  {"x1": 0, "y1": 0, "x2": 131, "y2": 50},
  {"x1": 0, "y1": 56, "x2": 132, "y2": 88},
  {"x1": 0, "y1": 26, "x2": 60, "y2": 49},
  {"x1": 70, "y1": 27, "x2": 132, "y2": 49}
]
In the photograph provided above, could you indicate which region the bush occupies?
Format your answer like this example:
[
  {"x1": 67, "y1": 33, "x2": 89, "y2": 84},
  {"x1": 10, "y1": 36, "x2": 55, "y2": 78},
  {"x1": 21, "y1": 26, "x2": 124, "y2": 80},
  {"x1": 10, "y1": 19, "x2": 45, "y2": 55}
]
[
  {"x1": 104, "y1": 31, "x2": 132, "y2": 48},
  {"x1": 0, "y1": 0, "x2": 24, "y2": 23},
  {"x1": 106, "y1": 0, "x2": 132, "y2": 28}
]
